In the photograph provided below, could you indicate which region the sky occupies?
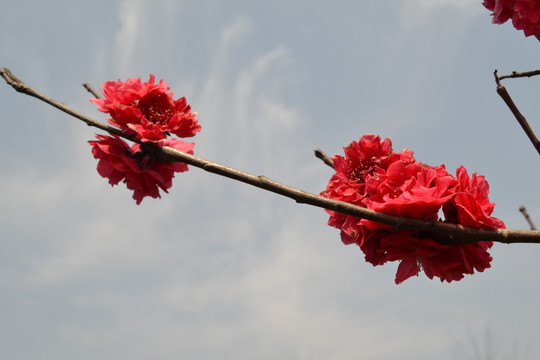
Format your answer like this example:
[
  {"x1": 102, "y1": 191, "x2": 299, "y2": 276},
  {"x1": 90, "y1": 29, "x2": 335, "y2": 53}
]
[{"x1": 1, "y1": 1, "x2": 540, "y2": 359}]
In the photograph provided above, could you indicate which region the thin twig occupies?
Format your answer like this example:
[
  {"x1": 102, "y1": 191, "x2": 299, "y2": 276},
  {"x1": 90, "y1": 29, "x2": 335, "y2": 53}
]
[
  {"x1": 519, "y1": 206, "x2": 537, "y2": 231},
  {"x1": 314, "y1": 148, "x2": 334, "y2": 168},
  {"x1": 0, "y1": 68, "x2": 125, "y2": 138},
  {"x1": 493, "y1": 70, "x2": 540, "y2": 156},
  {"x1": 496, "y1": 69, "x2": 540, "y2": 82},
  {"x1": 2, "y1": 67, "x2": 540, "y2": 245},
  {"x1": 83, "y1": 83, "x2": 102, "y2": 99}
]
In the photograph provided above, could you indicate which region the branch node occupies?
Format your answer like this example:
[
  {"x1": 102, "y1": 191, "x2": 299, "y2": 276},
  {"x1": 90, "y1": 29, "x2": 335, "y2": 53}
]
[{"x1": 493, "y1": 69, "x2": 501, "y2": 86}]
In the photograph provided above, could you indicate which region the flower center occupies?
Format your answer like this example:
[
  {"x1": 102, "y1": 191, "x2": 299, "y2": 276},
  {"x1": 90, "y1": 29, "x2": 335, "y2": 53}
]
[{"x1": 138, "y1": 93, "x2": 174, "y2": 124}]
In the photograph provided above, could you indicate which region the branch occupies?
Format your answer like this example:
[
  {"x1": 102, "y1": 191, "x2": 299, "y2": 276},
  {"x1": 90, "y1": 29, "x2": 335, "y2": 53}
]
[
  {"x1": 314, "y1": 148, "x2": 334, "y2": 168},
  {"x1": 0, "y1": 68, "x2": 126, "y2": 139},
  {"x1": 83, "y1": 83, "x2": 102, "y2": 99},
  {"x1": 157, "y1": 146, "x2": 540, "y2": 244},
  {"x1": 493, "y1": 70, "x2": 540, "y2": 156},
  {"x1": 2, "y1": 67, "x2": 540, "y2": 245},
  {"x1": 496, "y1": 69, "x2": 540, "y2": 81},
  {"x1": 519, "y1": 206, "x2": 537, "y2": 231}
]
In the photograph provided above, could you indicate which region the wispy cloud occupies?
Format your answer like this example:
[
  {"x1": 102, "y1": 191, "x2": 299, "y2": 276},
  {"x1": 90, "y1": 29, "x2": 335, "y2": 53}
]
[
  {"x1": 115, "y1": 0, "x2": 143, "y2": 74},
  {"x1": 192, "y1": 17, "x2": 308, "y2": 181},
  {"x1": 197, "y1": 17, "x2": 253, "y2": 126}
]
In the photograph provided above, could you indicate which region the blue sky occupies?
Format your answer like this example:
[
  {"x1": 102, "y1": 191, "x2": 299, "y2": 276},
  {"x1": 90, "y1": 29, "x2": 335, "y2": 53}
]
[{"x1": 1, "y1": 1, "x2": 540, "y2": 359}]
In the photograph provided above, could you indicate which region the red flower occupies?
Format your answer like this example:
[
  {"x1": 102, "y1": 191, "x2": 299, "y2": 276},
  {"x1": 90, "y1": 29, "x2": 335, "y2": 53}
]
[
  {"x1": 484, "y1": 0, "x2": 540, "y2": 37},
  {"x1": 363, "y1": 162, "x2": 456, "y2": 225},
  {"x1": 359, "y1": 227, "x2": 495, "y2": 284},
  {"x1": 322, "y1": 135, "x2": 401, "y2": 244},
  {"x1": 322, "y1": 135, "x2": 505, "y2": 284},
  {"x1": 443, "y1": 166, "x2": 505, "y2": 230},
  {"x1": 91, "y1": 75, "x2": 200, "y2": 142},
  {"x1": 88, "y1": 134, "x2": 193, "y2": 204}
]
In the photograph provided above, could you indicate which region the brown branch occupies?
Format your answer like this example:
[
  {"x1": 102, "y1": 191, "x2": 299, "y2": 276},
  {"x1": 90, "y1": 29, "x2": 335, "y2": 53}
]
[
  {"x1": 2, "y1": 67, "x2": 540, "y2": 245},
  {"x1": 493, "y1": 70, "x2": 540, "y2": 156},
  {"x1": 0, "y1": 68, "x2": 126, "y2": 139},
  {"x1": 496, "y1": 69, "x2": 540, "y2": 82},
  {"x1": 157, "y1": 146, "x2": 540, "y2": 245},
  {"x1": 314, "y1": 148, "x2": 334, "y2": 168},
  {"x1": 83, "y1": 83, "x2": 102, "y2": 99},
  {"x1": 519, "y1": 206, "x2": 537, "y2": 231}
]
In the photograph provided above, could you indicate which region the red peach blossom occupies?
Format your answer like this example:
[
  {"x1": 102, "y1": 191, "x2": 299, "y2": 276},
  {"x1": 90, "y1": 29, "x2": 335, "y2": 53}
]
[
  {"x1": 357, "y1": 226, "x2": 495, "y2": 284},
  {"x1": 363, "y1": 163, "x2": 456, "y2": 226},
  {"x1": 322, "y1": 134, "x2": 505, "y2": 283},
  {"x1": 91, "y1": 75, "x2": 200, "y2": 142},
  {"x1": 322, "y1": 135, "x2": 402, "y2": 244},
  {"x1": 484, "y1": 0, "x2": 540, "y2": 37},
  {"x1": 443, "y1": 166, "x2": 505, "y2": 230},
  {"x1": 89, "y1": 134, "x2": 193, "y2": 204}
]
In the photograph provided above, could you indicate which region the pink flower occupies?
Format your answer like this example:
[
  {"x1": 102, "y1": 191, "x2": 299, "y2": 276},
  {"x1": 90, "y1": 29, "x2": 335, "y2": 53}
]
[
  {"x1": 88, "y1": 134, "x2": 193, "y2": 204},
  {"x1": 322, "y1": 134, "x2": 505, "y2": 283},
  {"x1": 91, "y1": 75, "x2": 200, "y2": 142},
  {"x1": 484, "y1": 0, "x2": 540, "y2": 37}
]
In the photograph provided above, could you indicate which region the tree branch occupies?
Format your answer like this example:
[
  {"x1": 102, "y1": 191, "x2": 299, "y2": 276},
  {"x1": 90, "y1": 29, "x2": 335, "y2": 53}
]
[
  {"x1": 157, "y1": 146, "x2": 540, "y2": 244},
  {"x1": 2, "y1": 67, "x2": 540, "y2": 245},
  {"x1": 314, "y1": 148, "x2": 334, "y2": 168},
  {"x1": 493, "y1": 70, "x2": 540, "y2": 156},
  {"x1": 496, "y1": 69, "x2": 540, "y2": 81},
  {"x1": 0, "y1": 68, "x2": 126, "y2": 139},
  {"x1": 83, "y1": 83, "x2": 102, "y2": 99},
  {"x1": 519, "y1": 206, "x2": 537, "y2": 231}
]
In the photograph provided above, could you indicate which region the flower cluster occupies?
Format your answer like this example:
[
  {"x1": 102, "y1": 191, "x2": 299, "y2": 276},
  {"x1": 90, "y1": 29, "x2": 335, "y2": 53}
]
[
  {"x1": 483, "y1": 0, "x2": 540, "y2": 38},
  {"x1": 89, "y1": 75, "x2": 200, "y2": 204},
  {"x1": 321, "y1": 134, "x2": 505, "y2": 284}
]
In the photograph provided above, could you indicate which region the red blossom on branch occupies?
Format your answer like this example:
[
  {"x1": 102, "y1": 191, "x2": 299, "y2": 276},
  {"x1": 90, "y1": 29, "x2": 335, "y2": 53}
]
[
  {"x1": 91, "y1": 74, "x2": 200, "y2": 142},
  {"x1": 443, "y1": 166, "x2": 506, "y2": 230},
  {"x1": 88, "y1": 75, "x2": 201, "y2": 204},
  {"x1": 483, "y1": 0, "x2": 540, "y2": 38},
  {"x1": 88, "y1": 135, "x2": 194, "y2": 204},
  {"x1": 321, "y1": 135, "x2": 505, "y2": 284}
]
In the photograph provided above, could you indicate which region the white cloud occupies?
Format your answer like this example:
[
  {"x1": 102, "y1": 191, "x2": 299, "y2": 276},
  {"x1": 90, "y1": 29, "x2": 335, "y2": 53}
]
[
  {"x1": 233, "y1": 45, "x2": 289, "y2": 123},
  {"x1": 198, "y1": 17, "x2": 253, "y2": 112},
  {"x1": 115, "y1": 0, "x2": 142, "y2": 73}
]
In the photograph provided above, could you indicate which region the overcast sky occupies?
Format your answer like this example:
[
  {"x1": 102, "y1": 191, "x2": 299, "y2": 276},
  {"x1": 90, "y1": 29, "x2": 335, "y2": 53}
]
[{"x1": 2, "y1": 1, "x2": 540, "y2": 359}]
